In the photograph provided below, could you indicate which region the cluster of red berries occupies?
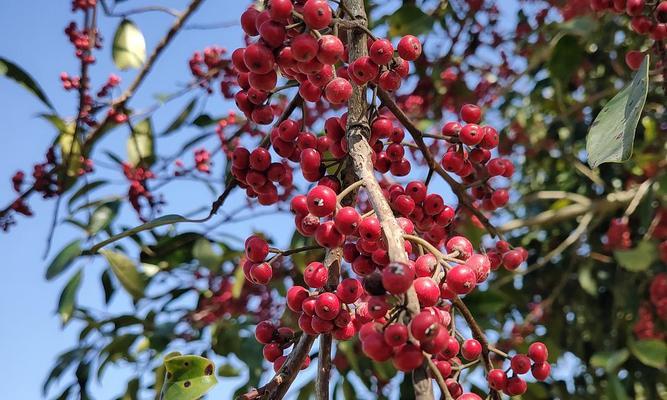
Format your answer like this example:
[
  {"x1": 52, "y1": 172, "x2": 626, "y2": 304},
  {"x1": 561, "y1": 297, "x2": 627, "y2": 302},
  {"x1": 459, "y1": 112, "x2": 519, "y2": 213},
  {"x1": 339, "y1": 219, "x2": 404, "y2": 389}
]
[
  {"x1": 96, "y1": 74, "x2": 121, "y2": 98},
  {"x1": 588, "y1": 0, "x2": 667, "y2": 69},
  {"x1": 633, "y1": 273, "x2": 667, "y2": 340},
  {"x1": 122, "y1": 163, "x2": 161, "y2": 220},
  {"x1": 255, "y1": 320, "x2": 311, "y2": 372},
  {"x1": 231, "y1": 147, "x2": 294, "y2": 206},
  {"x1": 231, "y1": 0, "x2": 423, "y2": 125},
  {"x1": 605, "y1": 218, "x2": 633, "y2": 250},
  {"x1": 242, "y1": 235, "x2": 274, "y2": 285},
  {"x1": 486, "y1": 342, "x2": 551, "y2": 396},
  {"x1": 188, "y1": 46, "x2": 238, "y2": 97},
  {"x1": 64, "y1": 21, "x2": 100, "y2": 64},
  {"x1": 194, "y1": 148, "x2": 212, "y2": 174}
]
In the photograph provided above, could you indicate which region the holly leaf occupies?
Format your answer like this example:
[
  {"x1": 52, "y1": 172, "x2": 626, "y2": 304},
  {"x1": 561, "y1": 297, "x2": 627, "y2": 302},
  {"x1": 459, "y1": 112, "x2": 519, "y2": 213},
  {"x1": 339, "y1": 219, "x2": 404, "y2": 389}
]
[
  {"x1": 160, "y1": 355, "x2": 217, "y2": 400},
  {"x1": 99, "y1": 249, "x2": 146, "y2": 299},
  {"x1": 112, "y1": 19, "x2": 146, "y2": 70},
  {"x1": 0, "y1": 57, "x2": 54, "y2": 109},
  {"x1": 586, "y1": 55, "x2": 649, "y2": 168}
]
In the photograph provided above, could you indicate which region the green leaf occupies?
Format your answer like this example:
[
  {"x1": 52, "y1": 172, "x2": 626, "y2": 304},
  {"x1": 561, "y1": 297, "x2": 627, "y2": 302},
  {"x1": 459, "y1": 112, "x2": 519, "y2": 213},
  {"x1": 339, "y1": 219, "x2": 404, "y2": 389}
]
[
  {"x1": 160, "y1": 355, "x2": 217, "y2": 400},
  {"x1": 112, "y1": 19, "x2": 146, "y2": 70},
  {"x1": 99, "y1": 250, "x2": 146, "y2": 299},
  {"x1": 613, "y1": 240, "x2": 658, "y2": 272},
  {"x1": 193, "y1": 238, "x2": 220, "y2": 269},
  {"x1": 462, "y1": 289, "x2": 508, "y2": 315},
  {"x1": 217, "y1": 363, "x2": 240, "y2": 377},
  {"x1": 231, "y1": 263, "x2": 245, "y2": 299},
  {"x1": 548, "y1": 34, "x2": 584, "y2": 87},
  {"x1": 388, "y1": 5, "x2": 434, "y2": 36},
  {"x1": 57, "y1": 123, "x2": 83, "y2": 182},
  {"x1": 46, "y1": 239, "x2": 82, "y2": 280},
  {"x1": 607, "y1": 375, "x2": 629, "y2": 400},
  {"x1": 590, "y1": 349, "x2": 630, "y2": 372},
  {"x1": 162, "y1": 98, "x2": 197, "y2": 135},
  {"x1": 58, "y1": 269, "x2": 83, "y2": 324},
  {"x1": 91, "y1": 214, "x2": 202, "y2": 252},
  {"x1": 67, "y1": 180, "x2": 109, "y2": 211},
  {"x1": 0, "y1": 57, "x2": 54, "y2": 109},
  {"x1": 101, "y1": 269, "x2": 115, "y2": 304},
  {"x1": 578, "y1": 263, "x2": 597, "y2": 296},
  {"x1": 586, "y1": 55, "x2": 649, "y2": 168},
  {"x1": 628, "y1": 339, "x2": 667, "y2": 369},
  {"x1": 88, "y1": 201, "x2": 120, "y2": 235},
  {"x1": 191, "y1": 114, "x2": 220, "y2": 127},
  {"x1": 127, "y1": 118, "x2": 155, "y2": 167}
]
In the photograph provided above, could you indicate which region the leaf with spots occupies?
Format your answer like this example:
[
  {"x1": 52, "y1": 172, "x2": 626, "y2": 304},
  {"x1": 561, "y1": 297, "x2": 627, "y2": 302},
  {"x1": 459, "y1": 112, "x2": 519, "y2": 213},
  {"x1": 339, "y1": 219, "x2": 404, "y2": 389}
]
[
  {"x1": 160, "y1": 354, "x2": 217, "y2": 400},
  {"x1": 586, "y1": 55, "x2": 649, "y2": 168}
]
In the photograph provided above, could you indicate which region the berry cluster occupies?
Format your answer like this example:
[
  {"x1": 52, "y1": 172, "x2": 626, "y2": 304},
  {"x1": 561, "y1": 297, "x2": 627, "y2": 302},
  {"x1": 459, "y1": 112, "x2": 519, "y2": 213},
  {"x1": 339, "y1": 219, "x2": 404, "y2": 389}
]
[
  {"x1": 633, "y1": 273, "x2": 667, "y2": 340},
  {"x1": 122, "y1": 163, "x2": 161, "y2": 220},
  {"x1": 231, "y1": 146, "x2": 294, "y2": 206},
  {"x1": 188, "y1": 46, "x2": 238, "y2": 97}
]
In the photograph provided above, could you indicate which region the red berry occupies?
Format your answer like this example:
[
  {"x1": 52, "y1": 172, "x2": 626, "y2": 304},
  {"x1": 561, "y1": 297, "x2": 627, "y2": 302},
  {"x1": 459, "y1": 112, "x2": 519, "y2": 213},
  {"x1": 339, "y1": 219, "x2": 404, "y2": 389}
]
[
  {"x1": 318, "y1": 35, "x2": 344, "y2": 64},
  {"x1": 465, "y1": 254, "x2": 491, "y2": 283},
  {"x1": 414, "y1": 277, "x2": 440, "y2": 306},
  {"x1": 304, "y1": 261, "x2": 328, "y2": 288},
  {"x1": 459, "y1": 124, "x2": 483, "y2": 146},
  {"x1": 325, "y1": 77, "x2": 353, "y2": 104},
  {"x1": 397, "y1": 35, "x2": 422, "y2": 61},
  {"x1": 336, "y1": 278, "x2": 363, "y2": 303},
  {"x1": 446, "y1": 236, "x2": 473, "y2": 259},
  {"x1": 625, "y1": 50, "x2": 645, "y2": 70},
  {"x1": 384, "y1": 323, "x2": 409, "y2": 347},
  {"x1": 434, "y1": 360, "x2": 452, "y2": 378},
  {"x1": 392, "y1": 343, "x2": 423, "y2": 371},
  {"x1": 250, "y1": 262, "x2": 273, "y2": 284},
  {"x1": 415, "y1": 254, "x2": 438, "y2": 277},
  {"x1": 382, "y1": 261, "x2": 415, "y2": 295},
  {"x1": 255, "y1": 320, "x2": 276, "y2": 344},
  {"x1": 369, "y1": 39, "x2": 394, "y2": 65},
  {"x1": 303, "y1": 0, "x2": 332, "y2": 29},
  {"x1": 263, "y1": 343, "x2": 283, "y2": 362},
  {"x1": 307, "y1": 185, "x2": 337, "y2": 217},
  {"x1": 531, "y1": 362, "x2": 551, "y2": 381},
  {"x1": 410, "y1": 309, "x2": 440, "y2": 341},
  {"x1": 268, "y1": 0, "x2": 293, "y2": 20},
  {"x1": 460, "y1": 104, "x2": 482, "y2": 124},
  {"x1": 505, "y1": 376, "x2": 527, "y2": 396},
  {"x1": 245, "y1": 235, "x2": 269, "y2": 262},
  {"x1": 315, "y1": 220, "x2": 345, "y2": 248},
  {"x1": 461, "y1": 339, "x2": 482, "y2": 360},
  {"x1": 292, "y1": 33, "x2": 319, "y2": 62},
  {"x1": 334, "y1": 206, "x2": 361, "y2": 235},
  {"x1": 458, "y1": 394, "x2": 482, "y2": 400},
  {"x1": 502, "y1": 249, "x2": 523, "y2": 270},
  {"x1": 487, "y1": 369, "x2": 507, "y2": 390},
  {"x1": 511, "y1": 354, "x2": 532, "y2": 374},
  {"x1": 359, "y1": 216, "x2": 382, "y2": 241},
  {"x1": 446, "y1": 265, "x2": 476, "y2": 295},
  {"x1": 243, "y1": 43, "x2": 275, "y2": 74},
  {"x1": 528, "y1": 341, "x2": 549, "y2": 363},
  {"x1": 287, "y1": 286, "x2": 310, "y2": 312},
  {"x1": 315, "y1": 292, "x2": 341, "y2": 320}
]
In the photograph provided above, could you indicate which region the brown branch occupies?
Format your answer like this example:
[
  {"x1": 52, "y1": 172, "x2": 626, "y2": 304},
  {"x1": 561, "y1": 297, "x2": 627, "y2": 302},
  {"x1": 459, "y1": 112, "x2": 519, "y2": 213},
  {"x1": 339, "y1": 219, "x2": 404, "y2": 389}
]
[
  {"x1": 84, "y1": 0, "x2": 205, "y2": 151},
  {"x1": 342, "y1": 0, "x2": 432, "y2": 398},
  {"x1": 376, "y1": 88, "x2": 503, "y2": 239},
  {"x1": 451, "y1": 297, "x2": 501, "y2": 400}
]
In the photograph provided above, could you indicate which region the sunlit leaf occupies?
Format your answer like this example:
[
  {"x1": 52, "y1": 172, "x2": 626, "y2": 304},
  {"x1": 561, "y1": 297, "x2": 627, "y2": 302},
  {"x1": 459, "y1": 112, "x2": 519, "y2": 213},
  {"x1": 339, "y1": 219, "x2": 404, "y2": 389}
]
[
  {"x1": 127, "y1": 118, "x2": 155, "y2": 167},
  {"x1": 160, "y1": 355, "x2": 217, "y2": 400},
  {"x1": 112, "y1": 19, "x2": 146, "y2": 70},
  {"x1": 613, "y1": 240, "x2": 658, "y2": 272},
  {"x1": 88, "y1": 201, "x2": 120, "y2": 235},
  {"x1": 586, "y1": 55, "x2": 649, "y2": 168},
  {"x1": 628, "y1": 339, "x2": 667, "y2": 369},
  {"x1": 388, "y1": 5, "x2": 434, "y2": 36},
  {"x1": 0, "y1": 57, "x2": 54, "y2": 109},
  {"x1": 99, "y1": 250, "x2": 146, "y2": 299}
]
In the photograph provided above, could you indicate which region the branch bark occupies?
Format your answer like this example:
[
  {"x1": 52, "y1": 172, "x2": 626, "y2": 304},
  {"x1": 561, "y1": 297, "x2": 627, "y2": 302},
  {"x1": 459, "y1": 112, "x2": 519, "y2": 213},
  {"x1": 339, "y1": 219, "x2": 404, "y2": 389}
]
[{"x1": 342, "y1": 1, "x2": 433, "y2": 398}]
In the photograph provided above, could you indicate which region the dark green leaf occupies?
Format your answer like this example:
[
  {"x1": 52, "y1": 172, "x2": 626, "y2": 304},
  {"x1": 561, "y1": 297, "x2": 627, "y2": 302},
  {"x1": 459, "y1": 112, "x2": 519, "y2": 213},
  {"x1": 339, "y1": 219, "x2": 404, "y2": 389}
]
[
  {"x1": 590, "y1": 349, "x2": 629, "y2": 372},
  {"x1": 46, "y1": 239, "x2": 82, "y2": 280},
  {"x1": 99, "y1": 250, "x2": 146, "y2": 299},
  {"x1": 112, "y1": 19, "x2": 146, "y2": 70},
  {"x1": 91, "y1": 214, "x2": 202, "y2": 252},
  {"x1": 217, "y1": 363, "x2": 240, "y2": 377},
  {"x1": 606, "y1": 375, "x2": 629, "y2": 400},
  {"x1": 58, "y1": 269, "x2": 83, "y2": 324},
  {"x1": 548, "y1": 35, "x2": 584, "y2": 87},
  {"x1": 613, "y1": 241, "x2": 658, "y2": 272},
  {"x1": 101, "y1": 269, "x2": 115, "y2": 305},
  {"x1": 586, "y1": 55, "x2": 649, "y2": 168},
  {"x1": 162, "y1": 98, "x2": 197, "y2": 135},
  {"x1": 67, "y1": 180, "x2": 109, "y2": 211},
  {"x1": 388, "y1": 5, "x2": 434, "y2": 36},
  {"x1": 628, "y1": 339, "x2": 667, "y2": 369},
  {"x1": 191, "y1": 114, "x2": 219, "y2": 127},
  {"x1": 0, "y1": 57, "x2": 54, "y2": 109}
]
